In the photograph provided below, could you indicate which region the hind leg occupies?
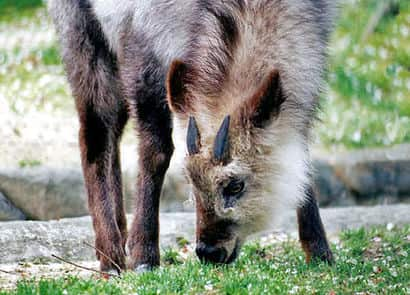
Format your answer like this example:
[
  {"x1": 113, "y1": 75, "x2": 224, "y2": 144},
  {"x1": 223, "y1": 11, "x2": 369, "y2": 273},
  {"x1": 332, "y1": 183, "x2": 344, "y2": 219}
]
[
  {"x1": 111, "y1": 133, "x2": 128, "y2": 253},
  {"x1": 297, "y1": 186, "x2": 334, "y2": 264}
]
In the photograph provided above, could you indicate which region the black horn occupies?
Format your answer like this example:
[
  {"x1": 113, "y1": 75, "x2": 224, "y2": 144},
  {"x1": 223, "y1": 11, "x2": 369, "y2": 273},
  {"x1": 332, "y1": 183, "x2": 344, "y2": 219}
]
[
  {"x1": 187, "y1": 116, "x2": 201, "y2": 155},
  {"x1": 213, "y1": 116, "x2": 230, "y2": 163}
]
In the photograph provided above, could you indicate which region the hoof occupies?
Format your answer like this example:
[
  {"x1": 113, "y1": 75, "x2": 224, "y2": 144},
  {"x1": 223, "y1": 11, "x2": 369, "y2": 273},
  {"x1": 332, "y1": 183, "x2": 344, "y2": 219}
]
[
  {"x1": 308, "y1": 247, "x2": 334, "y2": 265},
  {"x1": 134, "y1": 264, "x2": 153, "y2": 274},
  {"x1": 316, "y1": 248, "x2": 334, "y2": 264},
  {"x1": 101, "y1": 268, "x2": 120, "y2": 280},
  {"x1": 302, "y1": 240, "x2": 334, "y2": 265}
]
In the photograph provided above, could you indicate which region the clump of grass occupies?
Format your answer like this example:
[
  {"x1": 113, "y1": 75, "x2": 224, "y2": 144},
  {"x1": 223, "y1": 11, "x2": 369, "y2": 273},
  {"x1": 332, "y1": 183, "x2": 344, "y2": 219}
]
[
  {"x1": 1, "y1": 226, "x2": 409, "y2": 294},
  {"x1": 39, "y1": 46, "x2": 61, "y2": 66},
  {"x1": 18, "y1": 159, "x2": 42, "y2": 168},
  {"x1": 10, "y1": 277, "x2": 122, "y2": 295},
  {"x1": 162, "y1": 248, "x2": 183, "y2": 266}
]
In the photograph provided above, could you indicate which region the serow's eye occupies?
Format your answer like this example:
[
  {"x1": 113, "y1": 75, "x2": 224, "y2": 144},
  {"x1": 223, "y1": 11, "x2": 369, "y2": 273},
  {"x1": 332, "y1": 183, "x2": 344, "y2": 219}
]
[
  {"x1": 222, "y1": 179, "x2": 245, "y2": 209},
  {"x1": 223, "y1": 179, "x2": 245, "y2": 197}
]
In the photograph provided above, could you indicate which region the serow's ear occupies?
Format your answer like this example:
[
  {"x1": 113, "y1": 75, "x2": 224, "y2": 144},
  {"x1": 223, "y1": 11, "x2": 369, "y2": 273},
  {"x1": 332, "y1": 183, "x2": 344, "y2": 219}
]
[
  {"x1": 239, "y1": 70, "x2": 285, "y2": 128},
  {"x1": 166, "y1": 59, "x2": 191, "y2": 115}
]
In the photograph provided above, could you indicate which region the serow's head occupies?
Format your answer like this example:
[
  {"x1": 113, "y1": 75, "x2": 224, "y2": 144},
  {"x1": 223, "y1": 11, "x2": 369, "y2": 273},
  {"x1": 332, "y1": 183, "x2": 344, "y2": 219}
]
[{"x1": 166, "y1": 60, "x2": 288, "y2": 264}]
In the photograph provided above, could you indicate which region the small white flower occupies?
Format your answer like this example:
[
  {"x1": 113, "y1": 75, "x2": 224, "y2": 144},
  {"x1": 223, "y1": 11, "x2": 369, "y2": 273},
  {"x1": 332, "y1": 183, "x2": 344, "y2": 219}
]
[
  {"x1": 400, "y1": 25, "x2": 409, "y2": 37},
  {"x1": 352, "y1": 130, "x2": 361, "y2": 142},
  {"x1": 204, "y1": 281, "x2": 213, "y2": 291},
  {"x1": 204, "y1": 284, "x2": 213, "y2": 291},
  {"x1": 364, "y1": 45, "x2": 376, "y2": 56},
  {"x1": 289, "y1": 286, "x2": 299, "y2": 294},
  {"x1": 405, "y1": 79, "x2": 410, "y2": 91},
  {"x1": 390, "y1": 269, "x2": 398, "y2": 277},
  {"x1": 373, "y1": 89, "x2": 382, "y2": 103},
  {"x1": 378, "y1": 48, "x2": 388, "y2": 59}
]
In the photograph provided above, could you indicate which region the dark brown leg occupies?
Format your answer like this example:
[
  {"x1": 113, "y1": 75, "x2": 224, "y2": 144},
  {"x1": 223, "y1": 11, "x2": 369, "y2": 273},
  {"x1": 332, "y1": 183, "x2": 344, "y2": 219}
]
[
  {"x1": 111, "y1": 139, "x2": 128, "y2": 252},
  {"x1": 125, "y1": 68, "x2": 174, "y2": 270},
  {"x1": 297, "y1": 186, "x2": 333, "y2": 264},
  {"x1": 78, "y1": 104, "x2": 128, "y2": 273}
]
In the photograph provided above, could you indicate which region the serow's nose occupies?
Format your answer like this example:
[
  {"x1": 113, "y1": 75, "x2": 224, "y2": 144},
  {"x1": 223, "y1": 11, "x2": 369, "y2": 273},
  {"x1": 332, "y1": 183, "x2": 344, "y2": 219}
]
[{"x1": 196, "y1": 242, "x2": 227, "y2": 264}]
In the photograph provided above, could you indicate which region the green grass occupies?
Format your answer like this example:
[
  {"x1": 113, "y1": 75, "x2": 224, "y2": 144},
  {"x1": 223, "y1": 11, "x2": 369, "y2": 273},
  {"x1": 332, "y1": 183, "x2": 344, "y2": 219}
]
[
  {"x1": 18, "y1": 159, "x2": 42, "y2": 168},
  {"x1": 0, "y1": 45, "x2": 71, "y2": 115},
  {"x1": 318, "y1": 0, "x2": 410, "y2": 148},
  {"x1": 0, "y1": 0, "x2": 409, "y2": 148},
  {"x1": 1, "y1": 226, "x2": 409, "y2": 294},
  {"x1": 0, "y1": 0, "x2": 43, "y2": 23}
]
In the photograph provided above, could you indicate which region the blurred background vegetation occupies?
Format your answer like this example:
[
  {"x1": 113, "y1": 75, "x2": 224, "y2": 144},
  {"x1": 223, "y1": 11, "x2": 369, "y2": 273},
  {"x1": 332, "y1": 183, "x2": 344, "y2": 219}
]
[
  {"x1": 321, "y1": 0, "x2": 410, "y2": 149},
  {"x1": 0, "y1": 0, "x2": 409, "y2": 150}
]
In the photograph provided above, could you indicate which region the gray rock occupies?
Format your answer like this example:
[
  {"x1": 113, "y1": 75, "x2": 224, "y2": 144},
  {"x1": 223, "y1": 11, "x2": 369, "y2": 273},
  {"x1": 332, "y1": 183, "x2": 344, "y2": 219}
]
[
  {"x1": 1, "y1": 205, "x2": 409, "y2": 263},
  {"x1": 0, "y1": 167, "x2": 88, "y2": 220},
  {"x1": 0, "y1": 192, "x2": 26, "y2": 221},
  {"x1": 314, "y1": 144, "x2": 410, "y2": 206},
  {"x1": 272, "y1": 204, "x2": 410, "y2": 235},
  {"x1": 1, "y1": 144, "x2": 409, "y2": 221},
  {"x1": 161, "y1": 171, "x2": 192, "y2": 212},
  {"x1": 0, "y1": 166, "x2": 190, "y2": 221},
  {"x1": 0, "y1": 213, "x2": 195, "y2": 263},
  {"x1": 334, "y1": 160, "x2": 410, "y2": 197},
  {"x1": 313, "y1": 160, "x2": 355, "y2": 207}
]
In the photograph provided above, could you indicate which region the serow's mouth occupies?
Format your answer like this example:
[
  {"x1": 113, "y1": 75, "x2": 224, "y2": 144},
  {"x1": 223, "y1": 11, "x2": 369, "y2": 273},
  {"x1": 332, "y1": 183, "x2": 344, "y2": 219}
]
[
  {"x1": 225, "y1": 239, "x2": 240, "y2": 264},
  {"x1": 196, "y1": 239, "x2": 241, "y2": 265}
]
